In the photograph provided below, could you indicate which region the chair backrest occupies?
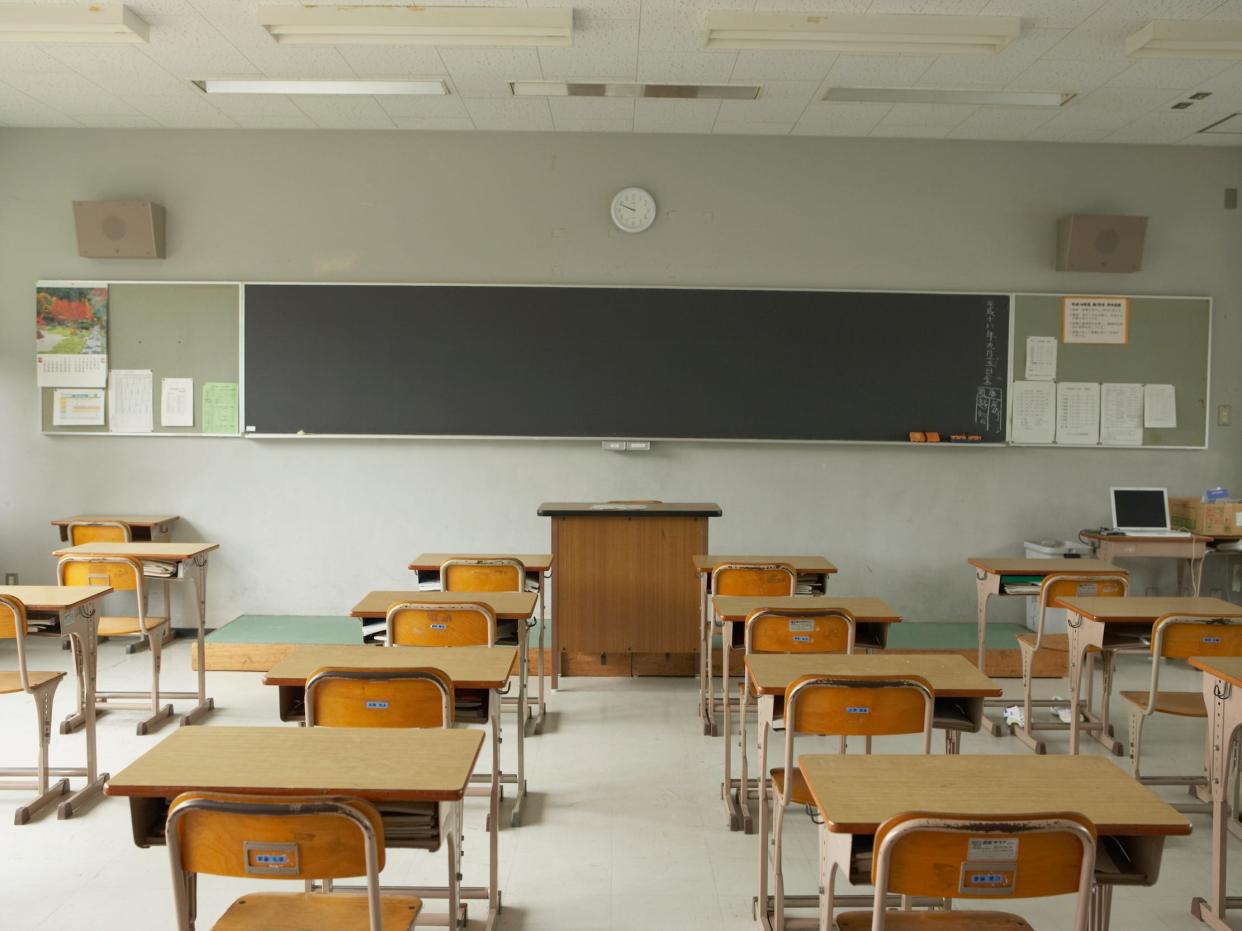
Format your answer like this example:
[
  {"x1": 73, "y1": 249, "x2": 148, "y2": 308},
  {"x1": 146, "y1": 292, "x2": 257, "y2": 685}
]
[
  {"x1": 0, "y1": 594, "x2": 32, "y2": 691},
  {"x1": 440, "y1": 558, "x2": 525, "y2": 594},
  {"x1": 744, "y1": 607, "x2": 855, "y2": 655},
  {"x1": 711, "y1": 562, "x2": 797, "y2": 598},
  {"x1": 306, "y1": 666, "x2": 454, "y2": 728},
  {"x1": 57, "y1": 554, "x2": 144, "y2": 594},
  {"x1": 869, "y1": 811, "x2": 1096, "y2": 931},
  {"x1": 1151, "y1": 614, "x2": 1242, "y2": 661},
  {"x1": 1034, "y1": 572, "x2": 1129, "y2": 649},
  {"x1": 67, "y1": 520, "x2": 131, "y2": 546},
  {"x1": 785, "y1": 674, "x2": 934, "y2": 741},
  {"x1": 386, "y1": 601, "x2": 496, "y2": 647}
]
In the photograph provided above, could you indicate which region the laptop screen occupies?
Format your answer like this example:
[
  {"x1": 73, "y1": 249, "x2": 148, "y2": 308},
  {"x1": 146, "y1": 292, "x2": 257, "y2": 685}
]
[{"x1": 1111, "y1": 487, "x2": 1169, "y2": 531}]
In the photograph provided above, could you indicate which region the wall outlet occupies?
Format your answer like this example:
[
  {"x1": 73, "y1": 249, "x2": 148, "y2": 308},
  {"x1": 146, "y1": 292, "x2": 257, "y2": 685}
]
[
  {"x1": 4, "y1": 573, "x2": 18, "y2": 585},
  {"x1": 1219, "y1": 404, "x2": 1232, "y2": 427}
]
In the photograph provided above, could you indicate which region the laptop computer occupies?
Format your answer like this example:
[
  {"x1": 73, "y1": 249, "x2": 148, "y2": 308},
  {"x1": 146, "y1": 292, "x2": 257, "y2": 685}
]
[{"x1": 1110, "y1": 487, "x2": 1190, "y2": 536}]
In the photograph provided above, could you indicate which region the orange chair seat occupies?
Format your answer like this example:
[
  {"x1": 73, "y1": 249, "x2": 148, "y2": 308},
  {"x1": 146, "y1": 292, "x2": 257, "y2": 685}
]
[
  {"x1": 1120, "y1": 690, "x2": 1207, "y2": 717},
  {"x1": 770, "y1": 768, "x2": 815, "y2": 807},
  {"x1": 0, "y1": 670, "x2": 64, "y2": 695},
  {"x1": 837, "y1": 911, "x2": 1032, "y2": 930},
  {"x1": 98, "y1": 615, "x2": 168, "y2": 637},
  {"x1": 213, "y1": 891, "x2": 421, "y2": 931}
]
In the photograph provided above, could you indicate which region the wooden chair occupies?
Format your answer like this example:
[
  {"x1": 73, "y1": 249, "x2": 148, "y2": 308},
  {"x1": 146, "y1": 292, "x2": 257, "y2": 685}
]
[
  {"x1": 0, "y1": 594, "x2": 70, "y2": 824},
  {"x1": 66, "y1": 520, "x2": 171, "y2": 654},
  {"x1": 1122, "y1": 613, "x2": 1242, "y2": 807},
  {"x1": 1013, "y1": 572, "x2": 1129, "y2": 755},
  {"x1": 834, "y1": 811, "x2": 1096, "y2": 931},
  {"x1": 57, "y1": 555, "x2": 173, "y2": 735},
  {"x1": 165, "y1": 792, "x2": 421, "y2": 931},
  {"x1": 760, "y1": 673, "x2": 934, "y2": 931},
  {"x1": 735, "y1": 607, "x2": 855, "y2": 831},
  {"x1": 385, "y1": 601, "x2": 496, "y2": 648},
  {"x1": 439, "y1": 559, "x2": 530, "y2": 703},
  {"x1": 306, "y1": 666, "x2": 454, "y2": 729}
]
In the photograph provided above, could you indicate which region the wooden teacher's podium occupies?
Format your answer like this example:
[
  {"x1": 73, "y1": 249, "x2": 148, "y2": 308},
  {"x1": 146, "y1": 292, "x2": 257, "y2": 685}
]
[{"x1": 539, "y1": 502, "x2": 722, "y2": 678}]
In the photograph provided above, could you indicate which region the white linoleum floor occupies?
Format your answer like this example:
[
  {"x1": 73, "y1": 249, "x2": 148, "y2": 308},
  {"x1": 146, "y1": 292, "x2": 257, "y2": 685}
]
[{"x1": 2, "y1": 635, "x2": 1241, "y2": 931}]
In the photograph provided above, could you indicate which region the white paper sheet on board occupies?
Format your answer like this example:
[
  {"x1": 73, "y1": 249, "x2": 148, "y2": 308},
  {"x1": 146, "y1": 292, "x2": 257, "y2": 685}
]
[
  {"x1": 1100, "y1": 383, "x2": 1144, "y2": 446},
  {"x1": 52, "y1": 388, "x2": 105, "y2": 426},
  {"x1": 1011, "y1": 381, "x2": 1055, "y2": 444},
  {"x1": 1144, "y1": 384, "x2": 1177, "y2": 429},
  {"x1": 109, "y1": 369, "x2": 153, "y2": 433},
  {"x1": 1063, "y1": 297, "x2": 1128, "y2": 344},
  {"x1": 1055, "y1": 382, "x2": 1100, "y2": 445},
  {"x1": 36, "y1": 353, "x2": 108, "y2": 387},
  {"x1": 1024, "y1": 337, "x2": 1058, "y2": 381},
  {"x1": 160, "y1": 377, "x2": 194, "y2": 427}
]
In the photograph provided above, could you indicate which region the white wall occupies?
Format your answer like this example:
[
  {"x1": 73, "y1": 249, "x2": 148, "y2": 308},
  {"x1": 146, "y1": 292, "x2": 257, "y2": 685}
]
[{"x1": 1, "y1": 129, "x2": 1239, "y2": 627}]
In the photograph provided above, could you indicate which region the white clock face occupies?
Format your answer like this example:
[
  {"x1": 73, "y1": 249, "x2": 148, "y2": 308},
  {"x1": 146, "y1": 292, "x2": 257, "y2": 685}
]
[{"x1": 611, "y1": 187, "x2": 657, "y2": 233}]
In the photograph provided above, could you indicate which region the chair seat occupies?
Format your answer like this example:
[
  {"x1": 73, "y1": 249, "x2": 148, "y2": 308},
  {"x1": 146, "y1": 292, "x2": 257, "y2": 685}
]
[
  {"x1": 1120, "y1": 690, "x2": 1207, "y2": 717},
  {"x1": 0, "y1": 670, "x2": 64, "y2": 695},
  {"x1": 213, "y1": 891, "x2": 421, "y2": 931},
  {"x1": 837, "y1": 911, "x2": 1032, "y2": 930},
  {"x1": 98, "y1": 615, "x2": 168, "y2": 637},
  {"x1": 770, "y1": 768, "x2": 815, "y2": 807}
]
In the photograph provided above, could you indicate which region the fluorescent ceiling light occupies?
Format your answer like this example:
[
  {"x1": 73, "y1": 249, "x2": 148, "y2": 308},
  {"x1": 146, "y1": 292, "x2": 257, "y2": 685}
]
[
  {"x1": 258, "y1": 5, "x2": 573, "y2": 47},
  {"x1": 0, "y1": 3, "x2": 147, "y2": 43},
  {"x1": 511, "y1": 81, "x2": 761, "y2": 100},
  {"x1": 1126, "y1": 21, "x2": 1242, "y2": 59},
  {"x1": 195, "y1": 80, "x2": 449, "y2": 96},
  {"x1": 705, "y1": 12, "x2": 1020, "y2": 55},
  {"x1": 824, "y1": 87, "x2": 1074, "y2": 107}
]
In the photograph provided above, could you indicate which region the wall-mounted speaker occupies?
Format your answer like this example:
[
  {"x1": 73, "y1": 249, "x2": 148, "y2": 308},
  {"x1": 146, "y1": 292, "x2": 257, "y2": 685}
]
[
  {"x1": 1056, "y1": 214, "x2": 1147, "y2": 273},
  {"x1": 73, "y1": 200, "x2": 166, "y2": 259}
]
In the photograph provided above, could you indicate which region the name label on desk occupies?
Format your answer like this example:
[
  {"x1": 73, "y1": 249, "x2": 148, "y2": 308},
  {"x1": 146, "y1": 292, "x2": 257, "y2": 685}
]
[
  {"x1": 960, "y1": 862, "x2": 1017, "y2": 895},
  {"x1": 968, "y1": 838, "x2": 1019, "y2": 860},
  {"x1": 431, "y1": 623, "x2": 447, "y2": 630},
  {"x1": 845, "y1": 706, "x2": 870, "y2": 714},
  {"x1": 1075, "y1": 582, "x2": 1099, "y2": 596},
  {"x1": 1204, "y1": 637, "x2": 1222, "y2": 644},
  {"x1": 792, "y1": 635, "x2": 811, "y2": 643},
  {"x1": 366, "y1": 700, "x2": 389, "y2": 710},
  {"x1": 789, "y1": 619, "x2": 815, "y2": 632},
  {"x1": 245, "y1": 841, "x2": 300, "y2": 876}
]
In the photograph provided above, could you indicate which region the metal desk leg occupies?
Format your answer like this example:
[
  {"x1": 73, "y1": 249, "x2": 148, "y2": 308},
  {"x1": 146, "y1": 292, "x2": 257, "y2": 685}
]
[
  {"x1": 722, "y1": 620, "x2": 743, "y2": 830},
  {"x1": 550, "y1": 571, "x2": 559, "y2": 693},
  {"x1": 510, "y1": 623, "x2": 528, "y2": 828},
  {"x1": 1065, "y1": 615, "x2": 1106, "y2": 756},
  {"x1": 58, "y1": 604, "x2": 108, "y2": 819},
  {"x1": 700, "y1": 573, "x2": 713, "y2": 735},
  {"x1": 534, "y1": 578, "x2": 547, "y2": 733},
  {"x1": 487, "y1": 691, "x2": 501, "y2": 929},
  {"x1": 976, "y1": 572, "x2": 1005, "y2": 737},
  {"x1": 1191, "y1": 675, "x2": 1242, "y2": 929},
  {"x1": 179, "y1": 555, "x2": 215, "y2": 726}
]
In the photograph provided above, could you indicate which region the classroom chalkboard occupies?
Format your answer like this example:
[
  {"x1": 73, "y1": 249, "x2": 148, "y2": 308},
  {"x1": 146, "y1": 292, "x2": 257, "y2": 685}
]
[{"x1": 242, "y1": 284, "x2": 1010, "y2": 442}]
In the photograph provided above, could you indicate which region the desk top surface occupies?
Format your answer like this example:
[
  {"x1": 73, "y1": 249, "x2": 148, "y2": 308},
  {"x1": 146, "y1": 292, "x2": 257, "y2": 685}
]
[
  {"x1": 351, "y1": 590, "x2": 537, "y2": 619},
  {"x1": 51, "y1": 514, "x2": 179, "y2": 528},
  {"x1": 968, "y1": 557, "x2": 1121, "y2": 575},
  {"x1": 0, "y1": 585, "x2": 112, "y2": 611},
  {"x1": 265, "y1": 644, "x2": 518, "y2": 688},
  {"x1": 712, "y1": 595, "x2": 900, "y2": 623},
  {"x1": 692, "y1": 555, "x2": 838, "y2": 574},
  {"x1": 1082, "y1": 531, "x2": 1213, "y2": 544},
  {"x1": 53, "y1": 541, "x2": 218, "y2": 560},
  {"x1": 538, "y1": 501, "x2": 722, "y2": 517},
  {"x1": 107, "y1": 726, "x2": 483, "y2": 802},
  {"x1": 745, "y1": 653, "x2": 1001, "y2": 698},
  {"x1": 409, "y1": 553, "x2": 553, "y2": 572},
  {"x1": 1057, "y1": 595, "x2": 1242, "y2": 622},
  {"x1": 1191, "y1": 656, "x2": 1242, "y2": 688},
  {"x1": 798, "y1": 755, "x2": 1192, "y2": 837}
]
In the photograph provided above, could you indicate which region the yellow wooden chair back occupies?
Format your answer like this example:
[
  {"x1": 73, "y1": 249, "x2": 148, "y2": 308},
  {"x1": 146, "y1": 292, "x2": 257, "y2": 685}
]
[
  {"x1": 387, "y1": 602, "x2": 496, "y2": 647},
  {"x1": 57, "y1": 555, "x2": 143, "y2": 593},
  {"x1": 1153, "y1": 615, "x2": 1242, "y2": 660},
  {"x1": 441, "y1": 559, "x2": 524, "y2": 594},
  {"x1": 786, "y1": 673, "x2": 933, "y2": 738},
  {"x1": 0, "y1": 594, "x2": 26, "y2": 639},
  {"x1": 712, "y1": 563, "x2": 797, "y2": 597},
  {"x1": 306, "y1": 666, "x2": 454, "y2": 728},
  {"x1": 167, "y1": 792, "x2": 385, "y2": 879},
  {"x1": 874, "y1": 811, "x2": 1096, "y2": 903},
  {"x1": 67, "y1": 520, "x2": 131, "y2": 545},
  {"x1": 746, "y1": 608, "x2": 854, "y2": 655},
  {"x1": 1041, "y1": 573, "x2": 1128, "y2": 607}
]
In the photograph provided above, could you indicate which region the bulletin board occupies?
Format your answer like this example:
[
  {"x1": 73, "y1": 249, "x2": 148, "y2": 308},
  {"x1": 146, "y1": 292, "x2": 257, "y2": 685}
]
[
  {"x1": 39, "y1": 282, "x2": 241, "y2": 436},
  {"x1": 1010, "y1": 293, "x2": 1211, "y2": 449}
]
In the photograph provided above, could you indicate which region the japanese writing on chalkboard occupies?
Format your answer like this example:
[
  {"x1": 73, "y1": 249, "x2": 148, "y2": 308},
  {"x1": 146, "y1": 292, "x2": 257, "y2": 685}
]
[{"x1": 974, "y1": 298, "x2": 1004, "y2": 435}]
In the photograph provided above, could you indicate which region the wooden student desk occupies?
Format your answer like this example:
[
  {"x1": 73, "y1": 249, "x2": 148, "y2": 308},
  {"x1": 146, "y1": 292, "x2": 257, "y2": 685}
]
[
  {"x1": 736, "y1": 652, "x2": 1000, "y2": 835},
  {"x1": 791, "y1": 754, "x2": 1191, "y2": 931},
  {"x1": 106, "y1": 725, "x2": 494, "y2": 930},
  {"x1": 540, "y1": 501, "x2": 721, "y2": 678},
  {"x1": 351, "y1": 590, "x2": 536, "y2": 827},
  {"x1": 192, "y1": 614, "x2": 363, "y2": 672},
  {"x1": 52, "y1": 514, "x2": 179, "y2": 542},
  {"x1": 0, "y1": 584, "x2": 112, "y2": 820},
  {"x1": 53, "y1": 541, "x2": 220, "y2": 726},
  {"x1": 692, "y1": 555, "x2": 838, "y2": 736},
  {"x1": 410, "y1": 552, "x2": 553, "y2": 733},
  {"x1": 1189, "y1": 655, "x2": 1242, "y2": 930},
  {"x1": 1081, "y1": 530, "x2": 1213, "y2": 597},
  {"x1": 1057, "y1": 596, "x2": 1242, "y2": 755}
]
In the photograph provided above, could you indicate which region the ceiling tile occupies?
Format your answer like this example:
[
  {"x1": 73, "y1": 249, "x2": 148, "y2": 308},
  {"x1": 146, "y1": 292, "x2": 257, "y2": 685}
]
[
  {"x1": 74, "y1": 113, "x2": 163, "y2": 128},
  {"x1": 979, "y1": 0, "x2": 1109, "y2": 29},
  {"x1": 713, "y1": 119, "x2": 795, "y2": 134},
  {"x1": 1095, "y1": 0, "x2": 1224, "y2": 17},
  {"x1": 634, "y1": 97, "x2": 721, "y2": 132},
  {"x1": 1007, "y1": 58, "x2": 1133, "y2": 92},
  {"x1": 1104, "y1": 109, "x2": 1207, "y2": 142},
  {"x1": 463, "y1": 96, "x2": 555, "y2": 130},
  {"x1": 948, "y1": 104, "x2": 1061, "y2": 138},
  {"x1": 239, "y1": 45, "x2": 357, "y2": 79},
  {"x1": 863, "y1": 0, "x2": 991, "y2": 12},
  {"x1": 752, "y1": 0, "x2": 870, "y2": 9},
  {"x1": 793, "y1": 100, "x2": 893, "y2": 135},
  {"x1": 716, "y1": 80, "x2": 818, "y2": 122},
  {"x1": 637, "y1": 50, "x2": 737, "y2": 84},
  {"x1": 546, "y1": 96, "x2": 636, "y2": 120},
  {"x1": 0, "y1": 45, "x2": 76, "y2": 73},
  {"x1": 729, "y1": 50, "x2": 839, "y2": 84},
  {"x1": 228, "y1": 112, "x2": 318, "y2": 129},
  {"x1": 917, "y1": 28, "x2": 1070, "y2": 89},
  {"x1": 48, "y1": 46, "x2": 187, "y2": 96},
  {"x1": 823, "y1": 55, "x2": 938, "y2": 88},
  {"x1": 375, "y1": 94, "x2": 469, "y2": 119},
  {"x1": 336, "y1": 46, "x2": 447, "y2": 78},
  {"x1": 291, "y1": 95, "x2": 395, "y2": 129},
  {"x1": 390, "y1": 115, "x2": 478, "y2": 130},
  {"x1": 869, "y1": 123, "x2": 956, "y2": 137},
  {"x1": 541, "y1": 0, "x2": 642, "y2": 17},
  {"x1": 1107, "y1": 58, "x2": 1234, "y2": 89},
  {"x1": 539, "y1": 17, "x2": 640, "y2": 80},
  {"x1": 550, "y1": 116, "x2": 636, "y2": 132},
  {"x1": 637, "y1": 0, "x2": 753, "y2": 53},
  {"x1": 879, "y1": 101, "x2": 978, "y2": 126},
  {"x1": 441, "y1": 48, "x2": 544, "y2": 98}
]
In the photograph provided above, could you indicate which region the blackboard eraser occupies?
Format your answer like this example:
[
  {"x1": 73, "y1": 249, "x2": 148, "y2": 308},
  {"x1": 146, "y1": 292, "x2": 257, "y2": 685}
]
[{"x1": 909, "y1": 432, "x2": 926, "y2": 443}]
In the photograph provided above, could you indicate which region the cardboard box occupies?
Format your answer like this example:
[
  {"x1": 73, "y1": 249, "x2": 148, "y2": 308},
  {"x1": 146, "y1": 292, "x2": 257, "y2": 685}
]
[{"x1": 1169, "y1": 496, "x2": 1242, "y2": 536}]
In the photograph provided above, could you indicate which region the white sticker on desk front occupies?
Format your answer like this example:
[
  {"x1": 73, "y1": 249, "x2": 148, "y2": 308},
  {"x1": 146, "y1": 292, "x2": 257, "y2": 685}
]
[
  {"x1": 366, "y1": 700, "x2": 389, "y2": 710},
  {"x1": 431, "y1": 623, "x2": 447, "y2": 630},
  {"x1": 968, "y1": 838, "x2": 1019, "y2": 861},
  {"x1": 1076, "y1": 582, "x2": 1098, "y2": 596},
  {"x1": 845, "y1": 706, "x2": 870, "y2": 714},
  {"x1": 789, "y1": 619, "x2": 815, "y2": 632}
]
